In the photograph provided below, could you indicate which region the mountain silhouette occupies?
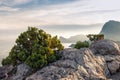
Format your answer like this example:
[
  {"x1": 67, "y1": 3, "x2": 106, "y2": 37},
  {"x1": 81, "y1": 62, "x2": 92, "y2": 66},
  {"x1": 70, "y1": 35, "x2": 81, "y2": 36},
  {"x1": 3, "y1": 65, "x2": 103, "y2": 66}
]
[
  {"x1": 59, "y1": 35, "x2": 88, "y2": 43},
  {"x1": 100, "y1": 20, "x2": 120, "y2": 41}
]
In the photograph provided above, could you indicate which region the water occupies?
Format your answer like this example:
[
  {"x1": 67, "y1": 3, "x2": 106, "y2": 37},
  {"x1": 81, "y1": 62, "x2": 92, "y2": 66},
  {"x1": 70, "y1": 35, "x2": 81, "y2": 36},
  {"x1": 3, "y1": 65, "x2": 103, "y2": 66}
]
[{"x1": 62, "y1": 43, "x2": 73, "y2": 48}]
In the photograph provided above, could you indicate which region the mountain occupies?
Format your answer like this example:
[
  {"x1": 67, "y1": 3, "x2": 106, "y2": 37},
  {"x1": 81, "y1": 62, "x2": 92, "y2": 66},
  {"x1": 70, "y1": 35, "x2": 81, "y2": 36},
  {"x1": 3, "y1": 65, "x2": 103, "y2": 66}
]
[
  {"x1": 59, "y1": 35, "x2": 88, "y2": 43},
  {"x1": 100, "y1": 20, "x2": 120, "y2": 41}
]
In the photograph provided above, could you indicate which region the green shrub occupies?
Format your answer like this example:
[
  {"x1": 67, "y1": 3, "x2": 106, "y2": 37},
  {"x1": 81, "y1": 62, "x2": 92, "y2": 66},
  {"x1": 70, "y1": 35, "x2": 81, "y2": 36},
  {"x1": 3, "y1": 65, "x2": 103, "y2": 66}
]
[
  {"x1": 2, "y1": 27, "x2": 64, "y2": 69},
  {"x1": 74, "y1": 41, "x2": 89, "y2": 49},
  {"x1": 25, "y1": 53, "x2": 47, "y2": 69},
  {"x1": 2, "y1": 57, "x2": 12, "y2": 65},
  {"x1": 87, "y1": 34, "x2": 104, "y2": 41},
  {"x1": 47, "y1": 53, "x2": 57, "y2": 63}
]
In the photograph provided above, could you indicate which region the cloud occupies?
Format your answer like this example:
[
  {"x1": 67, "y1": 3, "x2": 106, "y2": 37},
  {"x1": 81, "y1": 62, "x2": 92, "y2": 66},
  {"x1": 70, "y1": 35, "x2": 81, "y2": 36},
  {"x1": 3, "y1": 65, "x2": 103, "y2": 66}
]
[
  {"x1": 0, "y1": 0, "x2": 79, "y2": 10},
  {"x1": 0, "y1": 0, "x2": 33, "y2": 6},
  {"x1": 68, "y1": 9, "x2": 120, "y2": 16},
  {"x1": 0, "y1": 6, "x2": 20, "y2": 12},
  {"x1": 38, "y1": 24, "x2": 103, "y2": 31},
  {"x1": 13, "y1": 0, "x2": 33, "y2": 5},
  {"x1": 0, "y1": 0, "x2": 120, "y2": 30}
]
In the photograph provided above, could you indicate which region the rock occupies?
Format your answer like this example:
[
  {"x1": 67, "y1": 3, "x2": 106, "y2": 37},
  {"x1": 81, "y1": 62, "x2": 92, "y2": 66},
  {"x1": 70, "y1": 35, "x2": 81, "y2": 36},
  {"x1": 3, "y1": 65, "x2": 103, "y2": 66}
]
[
  {"x1": 26, "y1": 48, "x2": 107, "y2": 80},
  {"x1": 90, "y1": 40, "x2": 120, "y2": 75},
  {"x1": 90, "y1": 40, "x2": 120, "y2": 55},
  {"x1": 107, "y1": 61, "x2": 120, "y2": 74},
  {"x1": 95, "y1": 55, "x2": 110, "y2": 77},
  {"x1": 0, "y1": 65, "x2": 14, "y2": 79},
  {"x1": 109, "y1": 72, "x2": 120, "y2": 80},
  {"x1": 0, "y1": 67, "x2": 7, "y2": 79},
  {"x1": 104, "y1": 55, "x2": 120, "y2": 75},
  {"x1": 1, "y1": 39, "x2": 120, "y2": 80},
  {"x1": 0, "y1": 71, "x2": 6, "y2": 79},
  {"x1": 104, "y1": 55, "x2": 115, "y2": 62},
  {"x1": 9, "y1": 63, "x2": 33, "y2": 80}
]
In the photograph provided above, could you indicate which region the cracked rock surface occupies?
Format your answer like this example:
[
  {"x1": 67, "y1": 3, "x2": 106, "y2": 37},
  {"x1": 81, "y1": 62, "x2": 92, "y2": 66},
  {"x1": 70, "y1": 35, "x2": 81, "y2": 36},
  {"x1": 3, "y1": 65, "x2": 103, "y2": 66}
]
[{"x1": 1, "y1": 40, "x2": 120, "y2": 80}]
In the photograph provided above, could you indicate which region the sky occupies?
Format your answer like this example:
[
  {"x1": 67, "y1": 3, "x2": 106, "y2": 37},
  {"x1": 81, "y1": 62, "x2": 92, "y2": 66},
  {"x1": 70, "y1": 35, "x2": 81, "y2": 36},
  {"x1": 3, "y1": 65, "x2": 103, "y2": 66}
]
[{"x1": 0, "y1": 0, "x2": 120, "y2": 38}]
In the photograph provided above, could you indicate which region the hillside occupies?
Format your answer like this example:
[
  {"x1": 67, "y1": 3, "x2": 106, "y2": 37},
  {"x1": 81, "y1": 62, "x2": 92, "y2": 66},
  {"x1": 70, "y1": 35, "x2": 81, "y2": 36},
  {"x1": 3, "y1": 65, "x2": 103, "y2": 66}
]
[
  {"x1": 100, "y1": 20, "x2": 120, "y2": 41},
  {"x1": 1, "y1": 40, "x2": 120, "y2": 80},
  {"x1": 60, "y1": 35, "x2": 88, "y2": 43}
]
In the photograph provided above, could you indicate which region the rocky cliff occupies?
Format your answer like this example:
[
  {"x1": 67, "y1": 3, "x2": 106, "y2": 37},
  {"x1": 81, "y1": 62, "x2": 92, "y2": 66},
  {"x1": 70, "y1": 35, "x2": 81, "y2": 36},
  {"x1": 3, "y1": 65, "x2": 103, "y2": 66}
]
[{"x1": 1, "y1": 40, "x2": 120, "y2": 80}]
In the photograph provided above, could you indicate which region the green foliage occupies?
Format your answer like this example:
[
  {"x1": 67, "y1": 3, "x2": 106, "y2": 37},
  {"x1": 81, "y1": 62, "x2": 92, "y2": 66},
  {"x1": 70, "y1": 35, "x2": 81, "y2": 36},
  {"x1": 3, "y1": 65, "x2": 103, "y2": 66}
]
[
  {"x1": 47, "y1": 53, "x2": 57, "y2": 63},
  {"x1": 87, "y1": 34, "x2": 104, "y2": 41},
  {"x1": 2, "y1": 57, "x2": 12, "y2": 65},
  {"x1": 74, "y1": 41, "x2": 89, "y2": 49},
  {"x1": 25, "y1": 53, "x2": 47, "y2": 69},
  {"x1": 2, "y1": 27, "x2": 64, "y2": 69}
]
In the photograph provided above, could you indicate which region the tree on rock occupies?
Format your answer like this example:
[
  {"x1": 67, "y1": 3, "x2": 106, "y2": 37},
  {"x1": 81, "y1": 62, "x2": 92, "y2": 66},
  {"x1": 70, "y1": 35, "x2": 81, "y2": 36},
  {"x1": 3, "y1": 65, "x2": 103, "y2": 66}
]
[
  {"x1": 2, "y1": 27, "x2": 64, "y2": 69},
  {"x1": 87, "y1": 34, "x2": 104, "y2": 42}
]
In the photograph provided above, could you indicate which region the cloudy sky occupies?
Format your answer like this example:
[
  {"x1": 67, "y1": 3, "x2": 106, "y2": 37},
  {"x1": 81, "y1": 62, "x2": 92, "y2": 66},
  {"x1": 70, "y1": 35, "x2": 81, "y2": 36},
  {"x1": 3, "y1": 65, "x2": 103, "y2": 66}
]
[{"x1": 0, "y1": 0, "x2": 120, "y2": 36}]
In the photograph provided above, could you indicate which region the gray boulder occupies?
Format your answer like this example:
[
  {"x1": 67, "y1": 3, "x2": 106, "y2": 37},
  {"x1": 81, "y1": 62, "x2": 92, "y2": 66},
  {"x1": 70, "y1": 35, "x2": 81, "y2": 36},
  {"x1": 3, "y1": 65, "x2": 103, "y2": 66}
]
[
  {"x1": 9, "y1": 63, "x2": 33, "y2": 80},
  {"x1": 26, "y1": 48, "x2": 108, "y2": 80},
  {"x1": 107, "y1": 61, "x2": 119, "y2": 74},
  {"x1": 0, "y1": 67, "x2": 7, "y2": 79},
  {"x1": 0, "y1": 65, "x2": 14, "y2": 79},
  {"x1": 90, "y1": 40, "x2": 120, "y2": 76},
  {"x1": 90, "y1": 40, "x2": 120, "y2": 55}
]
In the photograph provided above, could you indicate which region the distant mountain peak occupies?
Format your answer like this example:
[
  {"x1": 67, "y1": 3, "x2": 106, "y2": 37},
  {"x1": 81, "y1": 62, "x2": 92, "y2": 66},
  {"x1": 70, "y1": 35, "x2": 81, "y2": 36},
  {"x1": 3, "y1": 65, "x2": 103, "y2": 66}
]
[
  {"x1": 107, "y1": 20, "x2": 120, "y2": 22},
  {"x1": 59, "y1": 35, "x2": 88, "y2": 43},
  {"x1": 100, "y1": 20, "x2": 120, "y2": 41},
  {"x1": 103, "y1": 20, "x2": 120, "y2": 26}
]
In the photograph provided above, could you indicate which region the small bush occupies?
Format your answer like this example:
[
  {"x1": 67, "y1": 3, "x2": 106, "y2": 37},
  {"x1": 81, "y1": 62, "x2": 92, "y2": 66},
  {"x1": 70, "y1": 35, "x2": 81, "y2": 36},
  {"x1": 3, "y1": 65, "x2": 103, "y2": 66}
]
[
  {"x1": 25, "y1": 53, "x2": 47, "y2": 69},
  {"x1": 74, "y1": 41, "x2": 89, "y2": 49},
  {"x1": 2, "y1": 57, "x2": 12, "y2": 65},
  {"x1": 2, "y1": 27, "x2": 64, "y2": 69},
  {"x1": 87, "y1": 34, "x2": 104, "y2": 41}
]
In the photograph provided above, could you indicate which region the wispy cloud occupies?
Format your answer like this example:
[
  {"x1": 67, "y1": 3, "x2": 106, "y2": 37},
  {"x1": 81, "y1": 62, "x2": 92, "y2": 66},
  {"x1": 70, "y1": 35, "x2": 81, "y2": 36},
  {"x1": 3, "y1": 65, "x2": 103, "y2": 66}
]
[
  {"x1": 0, "y1": 0, "x2": 33, "y2": 6},
  {"x1": 0, "y1": 0, "x2": 78, "y2": 10},
  {"x1": 0, "y1": 6, "x2": 20, "y2": 12},
  {"x1": 0, "y1": 0, "x2": 120, "y2": 30},
  {"x1": 68, "y1": 9, "x2": 120, "y2": 16}
]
